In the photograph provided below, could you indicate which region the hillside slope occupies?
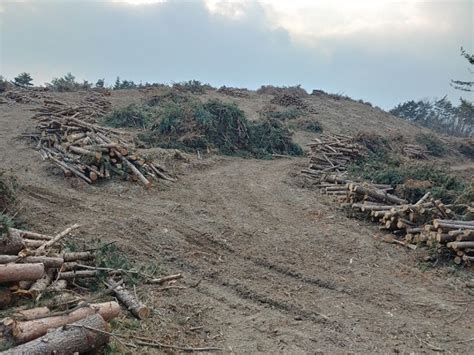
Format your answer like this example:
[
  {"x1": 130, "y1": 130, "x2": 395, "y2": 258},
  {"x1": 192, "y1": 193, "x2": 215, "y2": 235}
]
[{"x1": 0, "y1": 88, "x2": 472, "y2": 353}]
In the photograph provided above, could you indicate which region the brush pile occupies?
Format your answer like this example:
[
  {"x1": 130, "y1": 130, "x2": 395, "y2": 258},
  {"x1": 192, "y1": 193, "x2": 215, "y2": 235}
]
[
  {"x1": 302, "y1": 134, "x2": 365, "y2": 176},
  {"x1": 3, "y1": 88, "x2": 48, "y2": 104},
  {"x1": 0, "y1": 223, "x2": 155, "y2": 353},
  {"x1": 403, "y1": 144, "x2": 428, "y2": 159},
  {"x1": 314, "y1": 174, "x2": 473, "y2": 265},
  {"x1": 28, "y1": 101, "x2": 175, "y2": 188}
]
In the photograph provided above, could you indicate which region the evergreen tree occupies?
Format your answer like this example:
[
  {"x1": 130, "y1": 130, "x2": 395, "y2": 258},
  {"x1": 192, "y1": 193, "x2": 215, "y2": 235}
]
[
  {"x1": 13, "y1": 72, "x2": 33, "y2": 87},
  {"x1": 451, "y1": 47, "x2": 473, "y2": 92}
]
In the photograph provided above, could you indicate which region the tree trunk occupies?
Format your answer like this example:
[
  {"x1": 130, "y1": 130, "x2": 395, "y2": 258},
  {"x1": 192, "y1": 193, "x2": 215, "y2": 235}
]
[
  {"x1": 61, "y1": 251, "x2": 94, "y2": 262},
  {"x1": 0, "y1": 263, "x2": 44, "y2": 283},
  {"x1": 2, "y1": 314, "x2": 109, "y2": 354},
  {"x1": 13, "y1": 307, "x2": 50, "y2": 321}
]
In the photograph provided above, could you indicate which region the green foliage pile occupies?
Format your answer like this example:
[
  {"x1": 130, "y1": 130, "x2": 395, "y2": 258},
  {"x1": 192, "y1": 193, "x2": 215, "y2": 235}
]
[
  {"x1": 172, "y1": 80, "x2": 212, "y2": 94},
  {"x1": 456, "y1": 140, "x2": 474, "y2": 159},
  {"x1": 103, "y1": 104, "x2": 155, "y2": 129},
  {"x1": 49, "y1": 73, "x2": 91, "y2": 92},
  {"x1": 416, "y1": 133, "x2": 447, "y2": 156},
  {"x1": 145, "y1": 91, "x2": 190, "y2": 106},
  {"x1": 140, "y1": 99, "x2": 302, "y2": 157},
  {"x1": 13, "y1": 72, "x2": 33, "y2": 87},
  {"x1": 348, "y1": 151, "x2": 466, "y2": 203}
]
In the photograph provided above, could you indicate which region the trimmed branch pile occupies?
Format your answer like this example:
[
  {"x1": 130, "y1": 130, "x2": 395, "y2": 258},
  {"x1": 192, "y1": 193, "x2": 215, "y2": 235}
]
[
  {"x1": 28, "y1": 104, "x2": 175, "y2": 187},
  {"x1": 314, "y1": 174, "x2": 473, "y2": 265},
  {"x1": 403, "y1": 144, "x2": 428, "y2": 159},
  {"x1": 302, "y1": 134, "x2": 364, "y2": 176}
]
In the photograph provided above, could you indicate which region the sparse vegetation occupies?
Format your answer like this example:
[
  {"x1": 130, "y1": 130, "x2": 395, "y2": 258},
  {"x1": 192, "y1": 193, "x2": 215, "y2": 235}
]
[
  {"x1": 265, "y1": 107, "x2": 301, "y2": 120},
  {"x1": 296, "y1": 119, "x2": 323, "y2": 133},
  {"x1": 257, "y1": 85, "x2": 308, "y2": 97},
  {"x1": 113, "y1": 77, "x2": 137, "y2": 90},
  {"x1": 13, "y1": 72, "x2": 33, "y2": 87}
]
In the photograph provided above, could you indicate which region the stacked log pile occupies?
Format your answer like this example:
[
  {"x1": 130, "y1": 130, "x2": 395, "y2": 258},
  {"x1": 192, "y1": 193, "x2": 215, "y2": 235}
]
[
  {"x1": 314, "y1": 174, "x2": 473, "y2": 264},
  {"x1": 0, "y1": 222, "x2": 183, "y2": 352},
  {"x1": 271, "y1": 93, "x2": 307, "y2": 108},
  {"x1": 302, "y1": 134, "x2": 364, "y2": 175},
  {"x1": 403, "y1": 144, "x2": 428, "y2": 159},
  {"x1": 28, "y1": 103, "x2": 175, "y2": 187},
  {"x1": 31, "y1": 93, "x2": 112, "y2": 123}
]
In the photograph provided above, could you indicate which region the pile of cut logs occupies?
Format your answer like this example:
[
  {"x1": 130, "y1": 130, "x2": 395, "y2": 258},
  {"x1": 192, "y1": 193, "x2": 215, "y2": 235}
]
[
  {"x1": 31, "y1": 93, "x2": 112, "y2": 123},
  {"x1": 271, "y1": 93, "x2": 306, "y2": 108},
  {"x1": 302, "y1": 134, "x2": 364, "y2": 175},
  {"x1": 28, "y1": 106, "x2": 175, "y2": 188},
  {"x1": 315, "y1": 174, "x2": 474, "y2": 264},
  {"x1": 0, "y1": 223, "x2": 162, "y2": 353},
  {"x1": 3, "y1": 88, "x2": 48, "y2": 104},
  {"x1": 403, "y1": 144, "x2": 428, "y2": 159}
]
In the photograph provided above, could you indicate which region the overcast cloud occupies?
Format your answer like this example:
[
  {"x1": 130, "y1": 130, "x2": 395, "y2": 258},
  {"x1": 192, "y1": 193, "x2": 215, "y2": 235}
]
[{"x1": 0, "y1": 0, "x2": 472, "y2": 108}]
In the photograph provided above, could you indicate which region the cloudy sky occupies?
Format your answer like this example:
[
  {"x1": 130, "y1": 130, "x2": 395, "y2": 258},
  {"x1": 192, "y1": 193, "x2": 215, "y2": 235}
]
[{"x1": 0, "y1": 0, "x2": 472, "y2": 108}]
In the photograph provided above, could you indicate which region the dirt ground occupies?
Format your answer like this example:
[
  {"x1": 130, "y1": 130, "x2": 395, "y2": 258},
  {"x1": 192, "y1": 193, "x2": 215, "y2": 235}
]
[{"x1": 0, "y1": 94, "x2": 473, "y2": 354}]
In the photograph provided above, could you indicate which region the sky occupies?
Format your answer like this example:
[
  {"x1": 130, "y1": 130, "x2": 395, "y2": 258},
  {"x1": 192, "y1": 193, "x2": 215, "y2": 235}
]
[{"x1": 0, "y1": 0, "x2": 472, "y2": 109}]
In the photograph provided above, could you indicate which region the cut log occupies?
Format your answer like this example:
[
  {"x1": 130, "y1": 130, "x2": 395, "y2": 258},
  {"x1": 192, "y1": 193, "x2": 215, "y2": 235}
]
[
  {"x1": 13, "y1": 307, "x2": 50, "y2": 321},
  {"x1": 9, "y1": 229, "x2": 53, "y2": 241},
  {"x1": 0, "y1": 230, "x2": 25, "y2": 255},
  {"x1": 58, "y1": 270, "x2": 98, "y2": 280},
  {"x1": 28, "y1": 269, "x2": 53, "y2": 298},
  {"x1": 349, "y1": 184, "x2": 407, "y2": 205},
  {"x1": 61, "y1": 251, "x2": 94, "y2": 262},
  {"x1": 0, "y1": 301, "x2": 119, "y2": 345},
  {"x1": 0, "y1": 263, "x2": 44, "y2": 283},
  {"x1": 1, "y1": 314, "x2": 109, "y2": 354},
  {"x1": 23, "y1": 239, "x2": 45, "y2": 248},
  {"x1": 0, "y1": 255, "x2": 64, "y2": 268},
  {"x1": 106, "y1": 277, "x2": 150, "y2": 319}
]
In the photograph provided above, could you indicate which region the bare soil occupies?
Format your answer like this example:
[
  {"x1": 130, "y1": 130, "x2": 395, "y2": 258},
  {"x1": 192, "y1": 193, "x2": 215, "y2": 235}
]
[{"x1": 0, "y1": 92, "x2": 472, "y2": 354}]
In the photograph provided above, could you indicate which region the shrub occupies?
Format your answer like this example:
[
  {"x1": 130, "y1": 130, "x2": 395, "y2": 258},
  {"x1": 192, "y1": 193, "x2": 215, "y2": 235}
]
[
  {"x1": 48, "y1": 73, "x2": 90, "y2": 92},
  {"x1": 416, "y1": 133, "x2": 447, "y2": 156},
  {"x1": 257, "y1": 85, "x2": 307, "y2": 97},
  {"x1": 141, "y1": 99, "x2": 303, "y2": 157},
  {"x1": 145, "y1": 91, "x2": 190, "y2": 106},
  {"x1": 172, "y1": 80, "x2": 212, "y2": 94},
  {"x1": 103, "y1": 104, "x2": 155, "y2": 129},
  {"x1": 457, "y1": 140, "x2": 474, "y2": 159},
  {"x1": 354, "y1": 132, "x2": 391, "y2": 153},
  {"x1": 113, "y1": 77, "x2": 137, "y2": 90}
]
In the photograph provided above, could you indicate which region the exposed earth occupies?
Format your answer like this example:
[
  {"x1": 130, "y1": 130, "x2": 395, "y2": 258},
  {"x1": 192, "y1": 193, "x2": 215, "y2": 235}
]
[{"x1": 0, "y1": 90, "x2": 472, "y2": 353}]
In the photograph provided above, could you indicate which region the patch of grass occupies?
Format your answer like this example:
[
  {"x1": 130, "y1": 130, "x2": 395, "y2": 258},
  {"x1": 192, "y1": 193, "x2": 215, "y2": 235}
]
[
  {"x1": 416, "y1": 133, "x2": 447, "y2": 156},
  {"x1": 140, "y1": 99, "x2": 303, "y2": 157},
  {"x1": 103, "y1": 104, "x2": 155, "y2": 129}
]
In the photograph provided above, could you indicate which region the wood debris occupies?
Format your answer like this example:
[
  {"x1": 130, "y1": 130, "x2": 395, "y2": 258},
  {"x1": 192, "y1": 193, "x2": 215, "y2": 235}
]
[
  {"x1": 302, "y1": 134, "x2": 364, "y2": 176},
  {"x1": 27, "y1": 99, "x2": 175, "y2": 187},
  {"x1": 312, "y1": 173, "x2": 474, "y2": 265},
  {"x1": 403, "y1": 144, "x2": 428, "y2": 159}
]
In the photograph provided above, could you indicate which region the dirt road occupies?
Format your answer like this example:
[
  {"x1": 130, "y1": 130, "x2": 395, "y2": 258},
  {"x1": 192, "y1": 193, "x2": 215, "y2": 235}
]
[{"x1": 1, "y1": 102, "x2": 473, "y2": 353}]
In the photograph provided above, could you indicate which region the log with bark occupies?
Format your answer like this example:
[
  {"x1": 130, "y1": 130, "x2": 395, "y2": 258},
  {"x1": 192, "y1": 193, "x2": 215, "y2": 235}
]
[
  {"x1": 0, "y1": 230, "x2": 25, "y2": 255},
  {"x1": 0, "y1": 263, "x2": 44, "y2": 283},
  {"x1": 1, "y1": 314, "x2": 110, "y2": 354}
]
